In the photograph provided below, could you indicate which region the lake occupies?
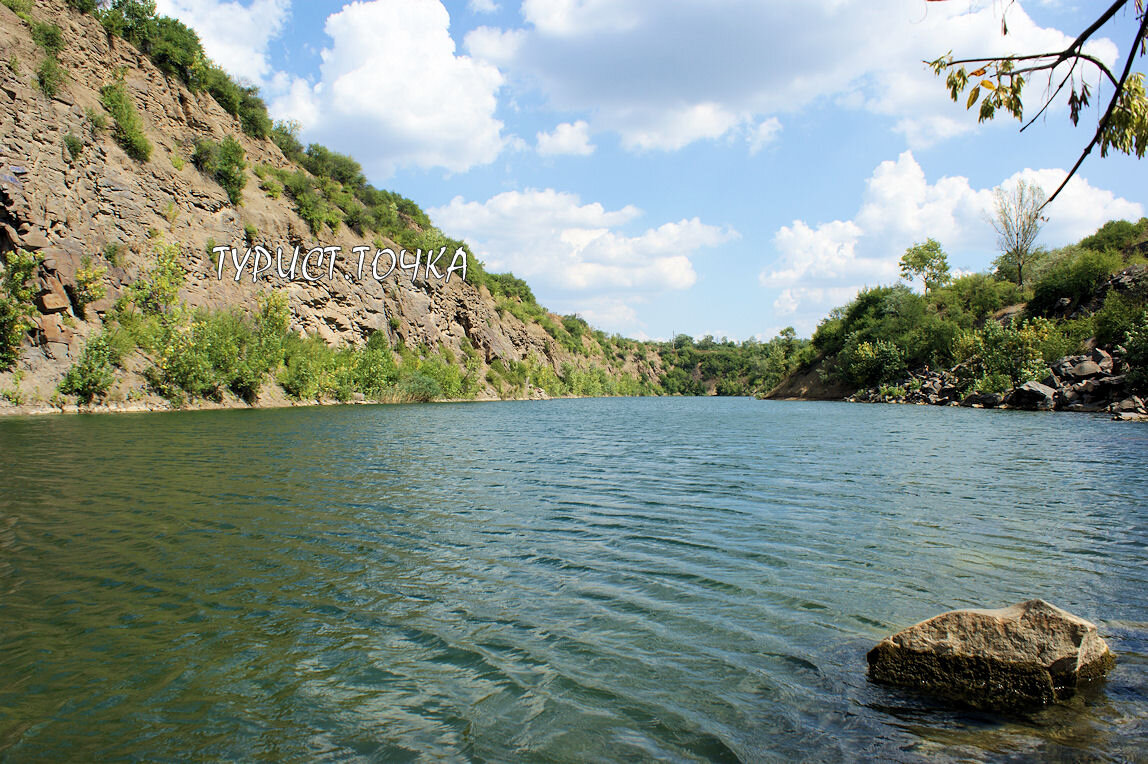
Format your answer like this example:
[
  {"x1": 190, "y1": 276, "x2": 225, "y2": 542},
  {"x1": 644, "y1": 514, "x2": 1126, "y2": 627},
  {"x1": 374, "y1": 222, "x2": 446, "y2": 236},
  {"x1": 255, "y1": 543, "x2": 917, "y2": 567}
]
[{"x1": 0, "y1": 398, "x2": 1145, "y2": 761}]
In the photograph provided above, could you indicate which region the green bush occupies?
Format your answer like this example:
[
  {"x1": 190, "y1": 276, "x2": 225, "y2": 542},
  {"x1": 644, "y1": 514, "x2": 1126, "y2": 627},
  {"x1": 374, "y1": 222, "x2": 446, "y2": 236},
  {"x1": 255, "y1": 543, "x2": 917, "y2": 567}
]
[
  {"x1": 237, "y1": 87, "x2": 271, "y2": 139},
  {"x1": 37, "y1": 56, "x2": 65, "y2": 97},
  {"x1": 130, "y1": 240, "x2": 184, "y2": 315},
  {"x1": 100, "y1": 80, "x2": 152, "y2": 161},
  {"x1": 31, "y1": 22, "x2": 64, "y2": 55},
  {"x1": 1124, "y1": 313, "x2": 1148, "y2": 394},
  {"x1": 1, "y1": 249, "x2": 40, "y2": 368},
  {"x1": 1093, "y1": 290, "x2": 1147, "y2": 348},
  {"x1": 64, "y1": 133, "x2": 83, "y2": 160},
  {"x1": 193, "y1": 137, "x2": 246, "y2": 204},
  {"x1": 354, "y1": 342, "x2": 399, "y2": 400},
  {"x1": 59, "y1": 331, "x2": 121, "y2": 403},
  {"x1": 65, "y1": 0, "x2": 97, "y2": 12},
  {"x1": 191, "y1": 138, "x2": 219, "y2": 174},
  {"x1": 1027, "y1": 249, "x2": 1123, "y2": 316},
  {"x1": 399, "y1": 371, "x2": 441, "y2": 402},
  {"x1": 143, "y1": 296, "x2": 283, "y2": 404},
  {"x1": 147, "y1": 16, "x2": 202, "y2": 84},
  {"x1": 73, "y1": 255, "x2": 107, "y2": 318},
  {"x1": 1079, "y1": 219, "x2": 1148, "y2": 253},
  {"x1": 294, "y1": 189, "x2": 336, "y2": 235},
  {"x1": 1, "y1": 0, "x2": 32, "y2": 16},
  {"x1": 279, "y1": 335, "x2": 335, "y2": 400},
  {"x1": 216, "y1": 136, "x2": 246, "y2": 204},
  {"x1": 271, "y1": 120, "x2": 305, "y2": 163},
  {"x1": 840, "y1": 336, "x2": 906, "y2": 387},
  {"x1": 145, "y1": 310, "x2": 220, "y2": 403},
  {"x1": 954, "y1": 317, "x2": 1052, "y2": 390}
]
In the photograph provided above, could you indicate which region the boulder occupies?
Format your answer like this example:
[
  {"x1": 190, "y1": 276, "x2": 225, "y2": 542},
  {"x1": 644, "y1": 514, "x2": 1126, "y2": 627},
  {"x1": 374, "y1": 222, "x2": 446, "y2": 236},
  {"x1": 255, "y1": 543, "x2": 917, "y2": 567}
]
[
  {"x1": 1112, "y1": 396, "x2": 1146, "y2": 414},
  {"x1": 1006, "y1": 381, "x2": 1057, "y2": 411},
  {"x1": 961, "y1": 391, "x2": 1003, "y2": 408},
  {"x1": 867, "y1": 599, "x2": 1114, "y2": 710},
  {"x1": 1070, "y1": 360, "x2": 1103, "y2": 379}
]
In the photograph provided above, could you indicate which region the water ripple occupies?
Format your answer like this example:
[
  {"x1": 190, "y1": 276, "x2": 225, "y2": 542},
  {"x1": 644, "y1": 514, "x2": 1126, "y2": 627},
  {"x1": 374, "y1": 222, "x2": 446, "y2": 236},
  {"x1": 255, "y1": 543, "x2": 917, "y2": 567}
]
[{"x1": 0, "y1": 399, "x2": 1145, "y2": 761}]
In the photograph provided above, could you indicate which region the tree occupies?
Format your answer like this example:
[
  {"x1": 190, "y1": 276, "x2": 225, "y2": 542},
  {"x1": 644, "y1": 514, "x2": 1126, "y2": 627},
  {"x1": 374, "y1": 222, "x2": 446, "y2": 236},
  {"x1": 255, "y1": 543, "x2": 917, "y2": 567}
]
[
  {"x1": 990, "y1": 179, "x2": 1047, "y2": 289},
  {"x1": 900, "y1": 238, "x2": 951, "y2": 294},
  {"x1": 927, "y1": 0, "x2": 1148, "y2": 207}
]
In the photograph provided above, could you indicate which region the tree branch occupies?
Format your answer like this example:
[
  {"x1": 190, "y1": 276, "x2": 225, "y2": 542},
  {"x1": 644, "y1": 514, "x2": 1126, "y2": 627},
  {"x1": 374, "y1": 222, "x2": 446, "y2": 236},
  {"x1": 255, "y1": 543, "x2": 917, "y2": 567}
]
[
  {"x1": 1041, "y1": 10, "x2": 1148, "y2": 209},
  {"x1": 1019, "y1": 60, "x2": 1078, "y2": 133}
]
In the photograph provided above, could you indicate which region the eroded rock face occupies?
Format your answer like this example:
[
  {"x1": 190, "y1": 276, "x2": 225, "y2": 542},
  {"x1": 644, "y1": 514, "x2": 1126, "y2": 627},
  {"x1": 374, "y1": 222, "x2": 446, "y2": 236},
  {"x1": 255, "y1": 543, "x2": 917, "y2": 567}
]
[{"x1": 867, "y1": 599, "x2": 1114, "y2": 710}]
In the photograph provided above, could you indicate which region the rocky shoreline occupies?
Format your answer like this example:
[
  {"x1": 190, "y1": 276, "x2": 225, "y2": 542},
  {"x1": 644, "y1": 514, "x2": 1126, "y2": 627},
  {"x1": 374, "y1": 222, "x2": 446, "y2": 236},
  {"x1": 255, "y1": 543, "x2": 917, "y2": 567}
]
[{"x1": 848, "y1": 346, "x2": 1148, "y2": 421}]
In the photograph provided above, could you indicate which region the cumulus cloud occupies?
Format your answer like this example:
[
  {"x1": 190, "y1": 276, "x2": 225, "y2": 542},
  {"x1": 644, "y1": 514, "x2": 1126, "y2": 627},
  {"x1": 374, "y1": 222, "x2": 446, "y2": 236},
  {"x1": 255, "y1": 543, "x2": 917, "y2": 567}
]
[
  {"x1": 465, "y1": 0, "x2": 1118, "y2": 153},
  {"x1": 429, "y1": 188, "x2": 738, "y2": 295},
  {"x1": 468, "y1": 0, "x2": 499, "y2": 12},
  {"x1": 268, "y1": 0, "x2": 506, "y2": 176},
  {"x1": 536, "y1": 120, "x2": 595, "y2": 156},
  {"x1": 155, "y1": 0, "x2": 290, "y2": 85},
  {"x1": 758, "y1": 151, "x2": 1142, "y2": 332}
]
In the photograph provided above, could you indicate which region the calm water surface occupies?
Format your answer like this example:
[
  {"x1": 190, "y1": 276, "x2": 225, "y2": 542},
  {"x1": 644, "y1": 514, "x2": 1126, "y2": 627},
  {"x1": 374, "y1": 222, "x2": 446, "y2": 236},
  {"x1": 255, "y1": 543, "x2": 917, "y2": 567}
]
[{"x1": 0, "y1": 398, "x2": 1146, "y2": 762}]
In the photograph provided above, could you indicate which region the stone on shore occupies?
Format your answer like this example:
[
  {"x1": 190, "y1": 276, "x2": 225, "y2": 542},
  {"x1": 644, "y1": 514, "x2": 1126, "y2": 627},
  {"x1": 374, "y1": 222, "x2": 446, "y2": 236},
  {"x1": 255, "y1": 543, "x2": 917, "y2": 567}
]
[
  {"x1": 867, "y1": 599, "x2": 1114, "y2": 710},
  {"x1": 1005, "y1": 380, "x2": 1057, "y2": 411}
]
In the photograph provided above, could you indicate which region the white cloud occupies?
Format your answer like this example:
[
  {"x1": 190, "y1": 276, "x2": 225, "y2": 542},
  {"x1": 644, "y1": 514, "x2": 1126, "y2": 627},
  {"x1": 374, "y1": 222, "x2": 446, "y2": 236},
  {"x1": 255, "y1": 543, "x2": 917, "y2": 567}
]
[
  {"x1": 429, "y1": 189, "x2": 738, "y2": 294},
  {"x1": 747, "y1": 117, "x2": 782, "y2": 155},
  {"x1": 466, "y1": 0, "x2": 1118, "y2": 154},
  {"x1": 536, "y1": 120, "x2": 595, "y2": 156},
  {"x1": 758, "y1": 151, "x2": 1143, "y2": 333},
  {"x1": 155, "y1": 0, "x2": 290, "y2": 85},
  {"x1": 465, "y1": 25, "x2": 526, "y2": 61},
  {"x1": 468, "y1": 0, "x2": 500, "y2": 13},
  {"x1": 574, "y1": 297, "x2": 642, "y2": 332},
  {"x1": 269, "y1": 0, "x2": 506, "y2": 177}
]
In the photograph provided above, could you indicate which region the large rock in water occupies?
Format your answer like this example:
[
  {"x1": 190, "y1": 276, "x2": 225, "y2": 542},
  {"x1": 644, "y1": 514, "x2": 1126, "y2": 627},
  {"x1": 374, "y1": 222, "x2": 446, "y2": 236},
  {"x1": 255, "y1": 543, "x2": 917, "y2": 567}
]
[{"x1": 867, "y1": 599, "x2": 1114, "y2": 710}]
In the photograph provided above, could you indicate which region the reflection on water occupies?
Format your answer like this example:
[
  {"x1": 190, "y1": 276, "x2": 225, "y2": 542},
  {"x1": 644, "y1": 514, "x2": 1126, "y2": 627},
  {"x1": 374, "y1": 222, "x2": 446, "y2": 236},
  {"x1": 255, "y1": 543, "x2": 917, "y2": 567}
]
[{"x1": 0, "y1": 399, "x2": 1145, "y2": 761}]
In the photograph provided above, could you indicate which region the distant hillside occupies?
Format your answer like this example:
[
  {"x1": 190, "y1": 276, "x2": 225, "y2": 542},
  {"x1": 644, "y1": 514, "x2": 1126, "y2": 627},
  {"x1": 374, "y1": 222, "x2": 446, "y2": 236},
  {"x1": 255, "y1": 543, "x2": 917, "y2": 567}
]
[{"x1": 766, "y1": 219, "x2": 1148, "y2": 413}]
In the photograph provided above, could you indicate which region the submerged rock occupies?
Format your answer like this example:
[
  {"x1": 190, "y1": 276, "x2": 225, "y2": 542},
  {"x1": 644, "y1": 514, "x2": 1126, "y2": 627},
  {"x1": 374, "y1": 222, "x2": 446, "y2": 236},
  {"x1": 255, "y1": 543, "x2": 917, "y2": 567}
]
[{"x1": 867, "y1": 599, "x2": 1114, "y2": 710}]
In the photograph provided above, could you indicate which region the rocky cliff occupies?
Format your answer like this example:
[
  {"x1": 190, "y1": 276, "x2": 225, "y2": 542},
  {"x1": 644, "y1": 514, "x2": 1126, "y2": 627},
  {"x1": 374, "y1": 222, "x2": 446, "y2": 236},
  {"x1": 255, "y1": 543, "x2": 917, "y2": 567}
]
[{"x1": 0, "y1": 0, "x2": 662, "y2": 412}]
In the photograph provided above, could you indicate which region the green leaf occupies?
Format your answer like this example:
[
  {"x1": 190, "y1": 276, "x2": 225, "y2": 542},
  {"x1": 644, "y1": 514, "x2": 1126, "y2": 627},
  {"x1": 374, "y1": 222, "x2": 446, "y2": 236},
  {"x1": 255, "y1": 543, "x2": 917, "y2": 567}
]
[{"x1": 966, "y1": 86, "x2": 981, "y2": 109}]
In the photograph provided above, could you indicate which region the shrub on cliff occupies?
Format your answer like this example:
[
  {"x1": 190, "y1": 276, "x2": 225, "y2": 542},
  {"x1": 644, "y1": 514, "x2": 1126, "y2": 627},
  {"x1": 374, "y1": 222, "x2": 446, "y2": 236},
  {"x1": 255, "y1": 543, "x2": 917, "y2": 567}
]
[
  {"x1": 1027, "y1": 248, "x2": 1123, "y2": 316},
  {"x1": 31, "y1": 21, "x2": 63, "y2": 55},
  {"x1": 192, "y1": 137, "x2": 246, "y2": 205},
  {"x1": 99, "y1": 81, "x2": 152, "y2": 161},
  {"x1": 129, "y1": 240, "x2": 184, "y2": 315},
  {"x1": 0, "y1": 249, "x2": 40, "y2": 369},
  {"x1": 1093, "y1": 291, "x2": 1148, "y2": 348},
  {"x1": 215, "y1": 136, "x2": 247, "y2": 204},
  {"x1": 36, "y1": 56, "x2": 65, "y2": 98},
  {"x1": 58, "y1": 331, "x2": 121, "y2": 403}
]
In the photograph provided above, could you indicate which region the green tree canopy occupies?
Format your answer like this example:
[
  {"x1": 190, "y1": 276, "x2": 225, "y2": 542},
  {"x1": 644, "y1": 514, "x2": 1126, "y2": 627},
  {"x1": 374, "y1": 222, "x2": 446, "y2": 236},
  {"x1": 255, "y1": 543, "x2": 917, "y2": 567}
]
[{"x1": 900, "y1": 238, "x2": 951, "y2": 294}]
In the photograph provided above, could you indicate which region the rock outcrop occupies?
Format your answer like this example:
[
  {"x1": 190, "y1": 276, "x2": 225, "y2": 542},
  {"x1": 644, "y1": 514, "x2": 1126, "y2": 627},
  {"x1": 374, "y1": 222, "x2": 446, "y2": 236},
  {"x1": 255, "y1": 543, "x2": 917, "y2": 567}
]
[
  {"x1": 848, "y1": 345, "x2": 1147, "y2": 419},
  {"x1": 0, "y1": 1, "x2": 662, "y2": 410},
  {"x1": 867, "y1": 599, "x2": 1115, "y2": 710}
]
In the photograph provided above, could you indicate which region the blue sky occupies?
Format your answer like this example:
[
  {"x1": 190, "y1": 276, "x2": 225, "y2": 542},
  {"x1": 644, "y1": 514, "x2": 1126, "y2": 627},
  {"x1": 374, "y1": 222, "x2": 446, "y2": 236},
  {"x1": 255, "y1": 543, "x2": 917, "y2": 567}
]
[{"x1": 155, "y1": 0, "x2": 1146, "y2": 341}]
